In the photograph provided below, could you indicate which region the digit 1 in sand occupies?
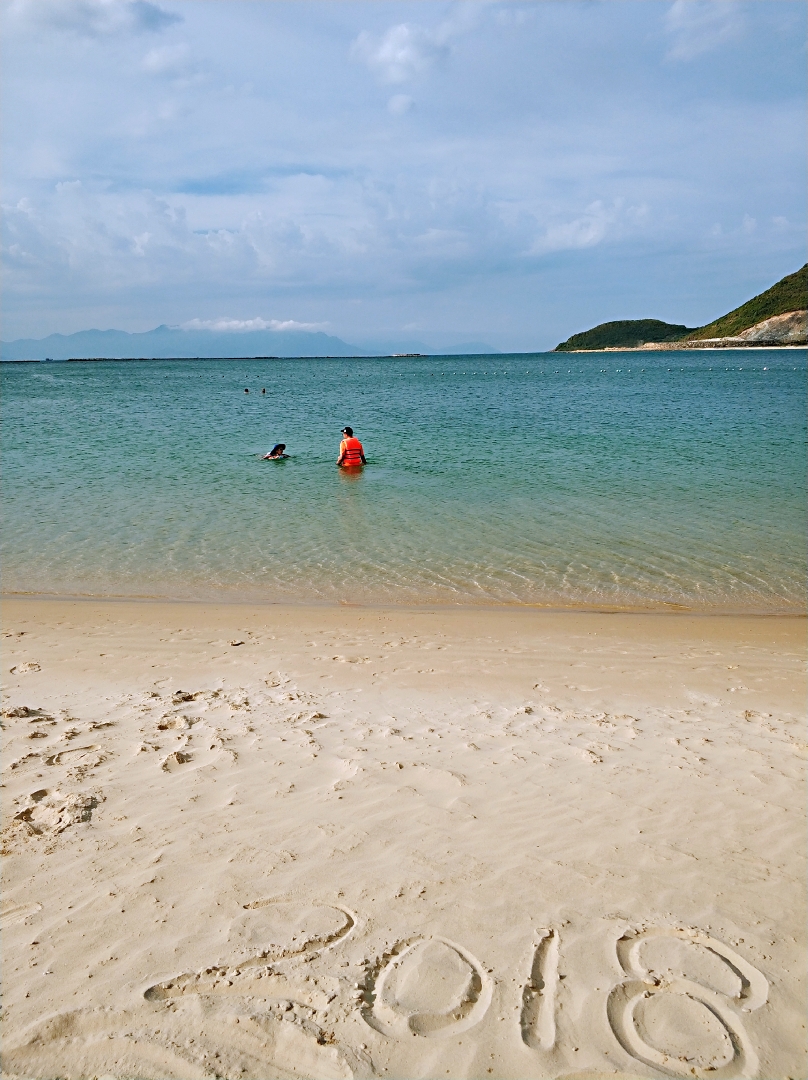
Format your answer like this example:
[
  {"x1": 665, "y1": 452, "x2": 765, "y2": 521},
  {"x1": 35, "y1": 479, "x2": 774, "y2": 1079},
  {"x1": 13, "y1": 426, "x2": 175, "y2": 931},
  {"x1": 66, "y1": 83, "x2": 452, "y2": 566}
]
[{"x1": 520, "y1": 928, "x2": 559, "y2": 1051}]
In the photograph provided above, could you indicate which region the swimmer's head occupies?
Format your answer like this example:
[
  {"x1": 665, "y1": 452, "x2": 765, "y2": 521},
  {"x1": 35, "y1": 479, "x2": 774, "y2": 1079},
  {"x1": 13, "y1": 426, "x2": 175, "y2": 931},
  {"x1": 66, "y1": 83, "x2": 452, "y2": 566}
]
[
  {"x1": 269, "y1": 443, "x2": 285, "y2": 455},
  {"x1": 341, "y1": 426, "x2": 353, "y2": 437}
]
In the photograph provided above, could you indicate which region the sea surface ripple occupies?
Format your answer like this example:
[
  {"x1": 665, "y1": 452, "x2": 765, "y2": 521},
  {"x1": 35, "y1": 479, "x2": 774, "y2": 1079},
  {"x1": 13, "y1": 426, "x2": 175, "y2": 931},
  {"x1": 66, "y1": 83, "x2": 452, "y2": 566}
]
[{"x1": 2, "y1": 351, "x2": 806, "y2": 612}]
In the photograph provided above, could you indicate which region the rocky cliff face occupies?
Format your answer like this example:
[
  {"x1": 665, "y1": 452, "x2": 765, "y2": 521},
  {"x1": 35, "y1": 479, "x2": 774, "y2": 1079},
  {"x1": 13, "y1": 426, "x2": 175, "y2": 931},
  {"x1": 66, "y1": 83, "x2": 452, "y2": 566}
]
[
  {"x1": 637, "y1": 309, "x2": 807, "y2": 350},
  {"x1": 735, "y1": 309, "x2": 807, "y2": 344}
]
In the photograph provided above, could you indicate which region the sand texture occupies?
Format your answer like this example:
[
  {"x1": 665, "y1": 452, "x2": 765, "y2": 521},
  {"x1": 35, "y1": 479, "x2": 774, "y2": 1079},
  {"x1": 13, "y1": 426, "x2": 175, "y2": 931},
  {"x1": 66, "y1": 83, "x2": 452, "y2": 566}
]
[{"x1": 1, "y1": 600, "x2": 805, "y2": 1080}]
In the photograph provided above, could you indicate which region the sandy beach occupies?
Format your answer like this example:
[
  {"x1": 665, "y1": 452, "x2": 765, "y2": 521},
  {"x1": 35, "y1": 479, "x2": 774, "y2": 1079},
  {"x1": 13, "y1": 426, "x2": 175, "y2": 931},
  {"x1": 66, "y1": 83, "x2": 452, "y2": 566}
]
[{"x1": 1, "y1": 598, "x2": 805, "y2": 1080}]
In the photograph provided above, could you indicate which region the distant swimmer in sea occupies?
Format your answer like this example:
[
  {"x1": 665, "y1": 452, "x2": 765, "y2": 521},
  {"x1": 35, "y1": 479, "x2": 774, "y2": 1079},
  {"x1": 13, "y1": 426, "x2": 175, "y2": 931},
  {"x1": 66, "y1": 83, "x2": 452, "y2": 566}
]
[
  {"x1": 263, "y1": 443, "x2": 289, "y2": 460},
  {"x1": 337, "y1": 426, "x2": 366, "y2": 468}
]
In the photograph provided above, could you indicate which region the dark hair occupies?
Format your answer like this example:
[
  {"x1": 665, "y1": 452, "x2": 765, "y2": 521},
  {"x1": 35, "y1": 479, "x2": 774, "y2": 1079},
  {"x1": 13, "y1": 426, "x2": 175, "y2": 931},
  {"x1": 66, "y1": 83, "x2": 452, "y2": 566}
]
[
  {"x1": 269, "y1": 443, "x2": 285, "y2": 455},
  {"x1": 342, "y1": 426, "x2": 353, "y2": 436}
]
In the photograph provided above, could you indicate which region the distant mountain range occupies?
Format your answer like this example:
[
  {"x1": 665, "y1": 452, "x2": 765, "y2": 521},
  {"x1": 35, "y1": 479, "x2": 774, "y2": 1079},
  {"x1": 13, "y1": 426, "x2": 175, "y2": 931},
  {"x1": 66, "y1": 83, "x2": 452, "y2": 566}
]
[
  {"x1": 7, "y1": 266, "x2": 804, "y2": 359},
  {"x1": 554, "y1": 264, "x2": 807, "y2": 351},
  {"x1": 0, "y1": 324, "x2": 500, "y2": 361}
]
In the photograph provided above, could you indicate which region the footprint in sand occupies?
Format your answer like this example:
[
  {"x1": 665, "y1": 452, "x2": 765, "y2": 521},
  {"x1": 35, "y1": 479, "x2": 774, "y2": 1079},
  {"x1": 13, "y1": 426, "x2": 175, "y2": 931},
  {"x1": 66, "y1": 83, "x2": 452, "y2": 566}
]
[
  {"x1": 159, "y1": 720, "x2": 235, "y2": 774},
  {"x1": 9, "y1": 662, "x2": 40, "y2": 674},
  {"x1": 384, "y1": 763, "x2": 464, "y2": 809},
  {"x1": 0, "y1": 900, "x2": 42, "y2": 929},
  {"x1": 171, "y1": 690, "x2": 203, "y2": 703},
  {"x1": 161, "y1": 750, "x2": 194, "y2": 771},
  {"x1": 607, "y1": 926, "x2": 768, "y2": 1079},
  {"x1": 157, "y1": 715, "x2": 191, "y2": 730},
  {"x1": 9, "y1": 788, "x2": 101, "y2": 839},
  {"x1": 159, "y1": 743, "x2": 231, "y2": 773},
  {"x1": 2, "y1": 705, "x2": 54, "y2": 721},
  {"x1": 4, "y1": 751, "x2": 42, "y2": 773},
  {"x1": 44, "y1": 744, "x2": 103, "y2": 768},
  {"x1": 362, "y1": 936, "x2": 492, "y2": 1039},
  {"x1": 264, "y1": 671, "x2": 289, "y2": 688}
]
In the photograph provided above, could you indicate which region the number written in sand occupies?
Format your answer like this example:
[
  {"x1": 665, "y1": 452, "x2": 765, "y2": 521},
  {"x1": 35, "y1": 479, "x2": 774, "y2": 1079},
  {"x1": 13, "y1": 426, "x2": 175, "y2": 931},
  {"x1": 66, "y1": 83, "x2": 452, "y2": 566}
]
[
  {"x1": 606, "y1": 927, "x2": 769, "y2": 1079},
  {"x1": 361, "y1": 936, "x2": 493, "y2": 1039},
  {"x1": 135, "y1": 904, "x2": 769, "y2": 1071},
  {"x1": 520, "y1": 928, "x2": 559, "y2": 1051}
]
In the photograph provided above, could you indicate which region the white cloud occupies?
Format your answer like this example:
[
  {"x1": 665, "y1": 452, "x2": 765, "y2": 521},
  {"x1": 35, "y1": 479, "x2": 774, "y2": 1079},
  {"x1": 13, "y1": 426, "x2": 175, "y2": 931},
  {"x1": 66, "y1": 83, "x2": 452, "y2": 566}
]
[
  {"x1": 142, "y1": 43, "x2": 195, "y2": 78},
  {"x1": 180, "y1": 317, "x2": 325, "y2": 333},
  {"x1": 6, "y1": 0, "x2": 180, "y2": 37},
  {"x1": 664, "y1": 1, "x2": 745, "y2": 61},
  {"x1": 353, "y1": 23, "x2": 447, "y2": 84},
  {"x1": 1, "y1": 1, "x2": 803, "y2": 346},
  {"x1": 529, "y1": 200, "x2": 650, "y2": 256},
  {"x1": 387, "y1": 94, "x2": 414, "y2": 115},
  {"x1": 352, "y1": 6, "x2": 485, "y2": 85},
  {"x1": 494, "y1": 6, "x2": 532, "y2": 28},
  {"x1": 536, "y1": 205, "x2": 614, "y2": 253}
]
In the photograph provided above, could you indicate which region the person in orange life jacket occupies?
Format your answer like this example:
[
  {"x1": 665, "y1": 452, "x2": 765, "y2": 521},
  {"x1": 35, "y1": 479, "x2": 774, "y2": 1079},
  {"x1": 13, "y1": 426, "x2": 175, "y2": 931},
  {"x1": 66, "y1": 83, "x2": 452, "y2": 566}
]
[{"x1": 337, "y1": 427, "x2": 366, "y2": 467}]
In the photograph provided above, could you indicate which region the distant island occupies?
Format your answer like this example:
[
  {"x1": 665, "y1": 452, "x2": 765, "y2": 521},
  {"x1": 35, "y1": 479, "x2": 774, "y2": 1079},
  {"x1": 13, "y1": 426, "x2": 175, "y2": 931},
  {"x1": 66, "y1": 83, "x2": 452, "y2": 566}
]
[
  {"x1": 0, "y1": 327, "x2": 499, "y2": 362},
  {"x1": 555, "y1": 264, "x2": 807, "y2": 351}
]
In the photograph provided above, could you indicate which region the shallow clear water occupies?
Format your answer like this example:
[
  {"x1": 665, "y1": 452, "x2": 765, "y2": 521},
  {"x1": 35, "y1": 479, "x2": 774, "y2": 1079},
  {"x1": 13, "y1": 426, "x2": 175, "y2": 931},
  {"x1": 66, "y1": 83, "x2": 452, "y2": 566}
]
[{"x1": 2, "y1": 351, "x2": 806, "y2": 611}]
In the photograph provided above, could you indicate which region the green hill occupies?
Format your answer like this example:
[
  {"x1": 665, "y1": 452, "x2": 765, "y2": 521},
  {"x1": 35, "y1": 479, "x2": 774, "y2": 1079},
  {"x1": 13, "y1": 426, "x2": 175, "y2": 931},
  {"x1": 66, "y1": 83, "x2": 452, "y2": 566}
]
[
  {"x1": 554, "y1": 319, "x2": 693, "y2": 352},
  {"x1": 554, "y1": 264, "x2": 807, "y2": 351},
  {"x1": 687, "y1": 263, "x2": 807, "y2": 339}
]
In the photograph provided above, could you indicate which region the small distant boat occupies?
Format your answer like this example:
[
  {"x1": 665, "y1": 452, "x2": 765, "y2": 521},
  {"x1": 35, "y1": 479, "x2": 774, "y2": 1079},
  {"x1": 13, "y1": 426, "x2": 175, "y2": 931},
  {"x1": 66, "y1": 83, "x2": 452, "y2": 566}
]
[{"x1": 392, "y1": 352, "x2": 426, "y2": 357}]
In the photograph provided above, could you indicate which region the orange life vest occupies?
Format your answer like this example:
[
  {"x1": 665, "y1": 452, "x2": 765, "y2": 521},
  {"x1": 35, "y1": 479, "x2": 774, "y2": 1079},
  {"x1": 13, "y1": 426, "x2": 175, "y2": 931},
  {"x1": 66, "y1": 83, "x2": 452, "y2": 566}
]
[{"x1": 340, "y1": 436, "x2": 364, "y2": 465}]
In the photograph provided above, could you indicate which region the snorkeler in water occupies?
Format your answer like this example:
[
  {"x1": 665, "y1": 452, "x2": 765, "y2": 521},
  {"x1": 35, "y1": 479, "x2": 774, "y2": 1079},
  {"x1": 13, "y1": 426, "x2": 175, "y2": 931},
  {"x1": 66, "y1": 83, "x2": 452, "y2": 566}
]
[{"x1": 263, "y1": 443, "x2": 289, "y2": 460}]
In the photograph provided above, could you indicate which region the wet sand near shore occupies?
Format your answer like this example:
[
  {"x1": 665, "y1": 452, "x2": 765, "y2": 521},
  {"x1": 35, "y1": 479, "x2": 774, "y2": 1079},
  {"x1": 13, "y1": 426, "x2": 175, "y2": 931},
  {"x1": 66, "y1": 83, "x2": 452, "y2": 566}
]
[{"x1": 2, "y1": 599, "x2": 805, "y2": 1080}]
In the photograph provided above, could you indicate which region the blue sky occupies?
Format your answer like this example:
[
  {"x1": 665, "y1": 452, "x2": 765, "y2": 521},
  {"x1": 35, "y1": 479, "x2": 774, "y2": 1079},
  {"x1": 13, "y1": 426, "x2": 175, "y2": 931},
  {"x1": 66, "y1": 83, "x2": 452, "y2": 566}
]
[{"x1": 2, "y1": 0, "x2": 805, "y2": 351}]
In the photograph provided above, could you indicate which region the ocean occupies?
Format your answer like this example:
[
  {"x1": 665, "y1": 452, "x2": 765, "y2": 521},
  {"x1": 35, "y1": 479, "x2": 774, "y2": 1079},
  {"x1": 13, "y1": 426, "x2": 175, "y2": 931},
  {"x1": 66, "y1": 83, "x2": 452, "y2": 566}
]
[{"x1": 2, "y1": 351, "x2": 805, "y2": 612}]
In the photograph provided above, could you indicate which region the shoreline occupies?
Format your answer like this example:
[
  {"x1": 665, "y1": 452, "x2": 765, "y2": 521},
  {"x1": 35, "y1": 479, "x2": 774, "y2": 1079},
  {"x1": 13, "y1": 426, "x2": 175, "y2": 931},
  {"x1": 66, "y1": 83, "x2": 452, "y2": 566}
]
[
  {"x1": 2, "y1": 343, "x2": 806, "y2": 363},
  {"x1": 4, "y1": 592, "x2": 805, "y2": 618},
  {"x1": 2, "y1": 597, "x2": 805, "y2": 1077},
  {"x1": 557, "y1": 343, "x2": 807, "y2": 353}
]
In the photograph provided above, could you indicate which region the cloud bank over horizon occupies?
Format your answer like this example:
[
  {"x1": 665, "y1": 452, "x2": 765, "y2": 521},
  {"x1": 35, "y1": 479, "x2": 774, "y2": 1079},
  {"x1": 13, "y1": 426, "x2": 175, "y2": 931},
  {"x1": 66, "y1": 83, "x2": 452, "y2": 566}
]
[
  {"x1": 1, "y1": 0, "x2": 805, "y2": 351},
  {"x1": 179, "y1": 317, "x2": 326, "y2": 333}
]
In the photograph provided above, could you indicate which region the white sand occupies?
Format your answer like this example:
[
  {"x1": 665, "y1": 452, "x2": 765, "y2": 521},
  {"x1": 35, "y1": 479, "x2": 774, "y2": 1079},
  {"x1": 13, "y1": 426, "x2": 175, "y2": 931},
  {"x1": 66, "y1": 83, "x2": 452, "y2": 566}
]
[{"x1": 2, "y1": 599, "x2": 805, "y2": 1080}]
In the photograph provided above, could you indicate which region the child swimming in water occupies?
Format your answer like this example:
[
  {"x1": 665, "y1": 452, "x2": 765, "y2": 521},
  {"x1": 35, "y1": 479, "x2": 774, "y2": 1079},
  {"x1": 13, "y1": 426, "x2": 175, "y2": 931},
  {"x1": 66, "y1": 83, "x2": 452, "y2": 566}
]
[{"x1": 263, "y1": 444, "x2": 289, "y2": 459}]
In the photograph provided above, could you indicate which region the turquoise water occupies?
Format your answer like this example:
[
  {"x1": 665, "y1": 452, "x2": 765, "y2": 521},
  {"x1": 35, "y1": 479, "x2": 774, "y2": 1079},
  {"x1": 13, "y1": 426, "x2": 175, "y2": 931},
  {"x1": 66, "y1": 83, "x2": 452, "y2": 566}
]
[{"x1": 2, "y1": 351, "x2": 806, "y2": 612}]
